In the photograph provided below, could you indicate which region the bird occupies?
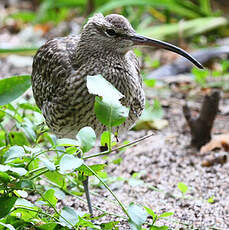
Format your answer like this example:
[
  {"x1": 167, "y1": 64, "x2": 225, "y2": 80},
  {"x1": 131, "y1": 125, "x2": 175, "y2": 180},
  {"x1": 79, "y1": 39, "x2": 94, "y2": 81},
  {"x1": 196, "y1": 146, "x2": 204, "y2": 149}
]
[{"x1": 31, "y1": 13, "x2": 203, "y2": 216}]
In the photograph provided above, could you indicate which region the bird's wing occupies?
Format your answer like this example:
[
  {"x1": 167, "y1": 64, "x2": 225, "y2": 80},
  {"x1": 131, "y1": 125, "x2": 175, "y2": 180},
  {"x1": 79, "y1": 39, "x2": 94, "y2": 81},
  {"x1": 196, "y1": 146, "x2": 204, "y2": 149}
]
[{"x1": 31, "y1": 35, "x2": 80, "y2": 110}]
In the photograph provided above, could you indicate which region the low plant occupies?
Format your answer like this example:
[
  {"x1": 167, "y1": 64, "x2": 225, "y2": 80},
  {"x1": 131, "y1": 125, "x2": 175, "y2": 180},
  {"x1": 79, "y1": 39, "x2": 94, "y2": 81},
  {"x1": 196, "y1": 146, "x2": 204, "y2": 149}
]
[{"x1": 0, "y1": 74, "x2": 172, "y2": 229}]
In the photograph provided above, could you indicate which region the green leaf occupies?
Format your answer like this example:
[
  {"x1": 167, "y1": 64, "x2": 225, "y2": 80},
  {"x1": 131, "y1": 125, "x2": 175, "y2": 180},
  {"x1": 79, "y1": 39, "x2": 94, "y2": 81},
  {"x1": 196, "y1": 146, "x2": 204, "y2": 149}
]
[
  {"x1": 94, "y1": 96, "x2": 129, "y2": 127},
  {"x1": 40, "y1": 157, "x2": 56, "y2": 171},
  {"x1": 8, "y1": 132, "x2": 30, "y2": 146},
  {"x1": 56, "y1": 138, "x2": 79, "y2": 146},
  {"x1": 150, "y1": 226, "x2": 169, "y2": 230},
  {"x1": 18, "y1": 103, "x2": 41, "y2": 112},
  {"x1": 13, "y1": 199, "x2": 38, "y2": 221},
  {"x1": 87, "y1": 75, "x2": 124, "y2": 101},
  {"x1": 137, "y1": 17, "x2": 227, "y2": 40},
  {"x1": 97, "y1": 0, "x2": 202, "y2": 18},
  {"x1": 192, "y1": 67, "x2": 209, "y2": 87},
  {"x1": 59, "y1": 206, "x2": 79, "y2": 228},
  {"x1": 36, "y1": 223, "x2": 57, "y2": 230},
  {"x1": 44, "y1": 171, "x2": 65, "y2": 188},
  {"x1": 144, "y1": 206, "x2": 157, "y2": 220},
  {"x1": 0, "y1": 223, "x2": 16, "y2": 230},
  {"x1": 128, "y1": 203, "x2": 148, "y2": 227},
  {"x1": 77, "y1": 164, "x2": 106, "y2": 176},
  {"x1": 158, "y1": 212, "x2": 174, "y2": 218},
  {"x1": 9, "y1": 11, "x2": 36, "y2": 23},
  {"x1": 0, "y1": 75, "x2": 31, "y2": 105},
  {"x1": 0, "y1": 195, "x2": 17, "y2": 218},
  {"x1": 0, "y1": 171, "x2": 10, "y2": 183},
  {"x1": 177, "y1": 182, "x2": 188, "y2": 194},
  {"x1": 100, "y1": 131, "x2": 110, "y2": 147},
  {"x1": 15, "y1": 198, "x2": 34, "y2": 208},
  {"x1": 87, "y1": 75, "x2": 129, "y2": 127},
  {"x1": 207, "y1": 195, "x2": 215, "y2": 203},
  {"x1": 4, "y1": 145, "x2": 25, "y2": 163},
  {"x1": 76, "y1": 127, "x2": 96, "y2": 153},
  {"x1": 59, "y1": 154, "x2": 83, "y2": 174},
  {"x1": 9, "y1": 167, "x2": 27, "y2": 176},
  {"x1": 43, "y1": 189, "x2": 57, "y2": 207},
  {"x1": 14, "y1": 190, "x2": 28, "y2": 198},
  {"x1": 100, "y1": 221, "x2": 119, "y2": 229}
]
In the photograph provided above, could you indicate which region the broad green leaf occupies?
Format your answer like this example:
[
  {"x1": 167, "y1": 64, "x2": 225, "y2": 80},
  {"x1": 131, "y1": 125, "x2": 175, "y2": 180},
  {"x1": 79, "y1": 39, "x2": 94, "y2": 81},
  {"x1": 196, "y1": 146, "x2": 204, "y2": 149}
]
[
  {"x1": 0, "y1": 195, "x2": 17, "y2": 218},
  {"x1": 76, "y1": 127, "x2": 96, "y2": 153},
  {"x1": 77, "y1": 164, "x2": 106, "y2": 176},
  {"x1": 158, "y1": 212, "x2": 174, "y2": 218},
  {"x1": 59, "y1": 206, "x2": 79, "y2": 228},
  {"x1": 4, "y1": 146, "x2": 25, "y2": 163},
  {"x1": 43, "y1": 189, "x2": 57, "y2": 207},
  {"x1": 20, "y1": 179, "x2": 33, "y2": 189},
  {"x1": 40, "y1": 157, "x2": 56, "y2": 171},
  {"x1": 8, "y1": 131, "x2": 30, "y2": 146},
  {"x1": 9, "y1": 167, "x2": 27, "y2": 176},
  {"x1": 65, "y1": 146, "x2": 78, "y2": 154},
  {"x1": 56, "y1": 138, "x2": 79, "y2": 146},
  {"x1": 14, "y1": 190, "x2": 28, "y2": 198},
  {"x1": 44, "y1": 171, "x2": 65, "y2": 188},
  {"x1": 94, "y1": 96, "x2": 129, "y2": 127},
  {"x1": 0, "y1": 75, "x2": 31, "y2": 105},
  {"x1": 87, "y1": 75, "x2": 123, "y2": 101},
  {"x1": 177, "y1": 182, "x2": 188, "y2": 194},
  {"x1": 0, "y1": 171, "x2": 10, "y2": 183},
  {"x1": 59, "y1": 154, "x2": 83, "y2": 174},
  {"x1": 128, "y1": 203, "x2": 148, "y2": 227},
  {"x1": 13, "y1": 199, "x2": 38, "y2": 221},
  {"x1": 87, "y1": 75, "x2": 129, "y2": 127},
  {"x1": 15, "y1": 198, "x2": 34, "y2": 208}
]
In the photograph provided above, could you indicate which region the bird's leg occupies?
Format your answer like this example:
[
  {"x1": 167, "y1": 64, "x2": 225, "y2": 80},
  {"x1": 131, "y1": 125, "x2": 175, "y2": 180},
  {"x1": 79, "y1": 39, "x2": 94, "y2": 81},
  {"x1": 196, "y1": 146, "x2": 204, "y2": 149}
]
[
  {"x1": 77, "y1": 151, "x2": 93, "y2": 217},
  {"x1": 82, "y1": 176, "x2": 93, "y2": 216}
]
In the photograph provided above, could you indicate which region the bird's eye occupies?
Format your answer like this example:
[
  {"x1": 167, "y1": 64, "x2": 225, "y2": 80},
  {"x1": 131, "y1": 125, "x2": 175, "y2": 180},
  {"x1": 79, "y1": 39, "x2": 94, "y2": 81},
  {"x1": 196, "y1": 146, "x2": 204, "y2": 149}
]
[{"x1": 105, "y1": 29, "x2": 116, "y2": 37}]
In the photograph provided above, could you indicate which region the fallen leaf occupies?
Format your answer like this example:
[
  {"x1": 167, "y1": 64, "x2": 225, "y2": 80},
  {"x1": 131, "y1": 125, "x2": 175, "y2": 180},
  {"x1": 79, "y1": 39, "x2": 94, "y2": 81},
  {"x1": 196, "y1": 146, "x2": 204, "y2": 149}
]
[
  {"x1": 134, "y1": 119, "x2": 168, "y2": 131},
  {"x1": 200, "y1": 133, "x2": 229, "y2": 153},
  {"x1": 202, "y1": 155, "x2": 227, "y2": 167}
]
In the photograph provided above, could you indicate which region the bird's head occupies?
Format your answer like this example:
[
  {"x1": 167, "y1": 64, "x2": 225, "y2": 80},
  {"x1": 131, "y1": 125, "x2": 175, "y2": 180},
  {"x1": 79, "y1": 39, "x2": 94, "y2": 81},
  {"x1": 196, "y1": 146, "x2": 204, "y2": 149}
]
[{"x1": 81, "y1": 13, "x2": 203, "y2": 69}]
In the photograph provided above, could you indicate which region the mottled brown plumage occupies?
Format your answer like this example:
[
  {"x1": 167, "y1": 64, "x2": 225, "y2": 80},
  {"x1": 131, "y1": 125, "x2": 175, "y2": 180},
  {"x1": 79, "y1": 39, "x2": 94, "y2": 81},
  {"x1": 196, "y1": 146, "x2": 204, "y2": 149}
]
[
  {"x1": 32, "y1": 13, "x2": 203, "y2": 216},
  {"x1": 32, "y1": 14, "x2": 145, "y2": 138}
]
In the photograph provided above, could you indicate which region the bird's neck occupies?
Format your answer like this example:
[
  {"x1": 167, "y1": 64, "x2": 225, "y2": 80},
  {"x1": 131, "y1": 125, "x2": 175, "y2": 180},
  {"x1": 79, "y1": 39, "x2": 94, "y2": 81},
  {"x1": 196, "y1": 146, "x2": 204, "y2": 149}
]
[{"x1": 75, "y1": 38, "x2": 126, "y2": 65}]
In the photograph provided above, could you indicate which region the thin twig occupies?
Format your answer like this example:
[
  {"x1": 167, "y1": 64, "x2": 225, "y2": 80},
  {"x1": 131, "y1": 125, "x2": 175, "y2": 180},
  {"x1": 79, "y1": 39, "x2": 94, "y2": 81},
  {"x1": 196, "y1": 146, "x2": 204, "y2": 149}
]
[{"x1": 84, "y1": 133, "x2": 154, "y2": 159}]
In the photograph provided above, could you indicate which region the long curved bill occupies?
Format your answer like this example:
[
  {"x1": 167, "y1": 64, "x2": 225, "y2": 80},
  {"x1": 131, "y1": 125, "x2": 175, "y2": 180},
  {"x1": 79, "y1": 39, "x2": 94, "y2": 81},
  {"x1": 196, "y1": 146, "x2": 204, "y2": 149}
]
[{"x1": 130, "y1": 34, "x2": 204, "y2": 69}]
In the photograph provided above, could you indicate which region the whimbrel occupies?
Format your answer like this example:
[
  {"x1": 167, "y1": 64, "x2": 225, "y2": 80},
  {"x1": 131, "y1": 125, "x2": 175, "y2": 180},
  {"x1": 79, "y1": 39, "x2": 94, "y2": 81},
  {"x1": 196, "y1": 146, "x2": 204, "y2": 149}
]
[{"x1": 32, "y1": 13, "x2": 203, "y2": 216}]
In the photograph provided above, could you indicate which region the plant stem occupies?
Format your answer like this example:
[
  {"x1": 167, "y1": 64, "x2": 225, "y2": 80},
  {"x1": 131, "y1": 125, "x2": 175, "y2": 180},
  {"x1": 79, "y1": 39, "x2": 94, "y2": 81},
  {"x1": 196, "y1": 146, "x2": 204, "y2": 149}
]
[
  {"x1": 108, "y1": 127, "x2": 112, "y2": 151},
  {"x1": 12, "y1": 206, "x2": 59, "y2": 222},
  {"x1": 29, "y1": 169, "x2": 49, "y2": 180},
  {"x1": 37, "y1": 189, "x2": 76, "y2": 229},
  {"x1": 84, "y1": 133, "x2": 154, "y2": 159},
  {"x1": 28, "y1": 166, "x2": 47, "y2": 175},
  {"x1": 44, "y1": 178, "x2": 126, "y2": 219},
  {"x1": 83, "y1": 163, "x2": 130, "y2": 219}
]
